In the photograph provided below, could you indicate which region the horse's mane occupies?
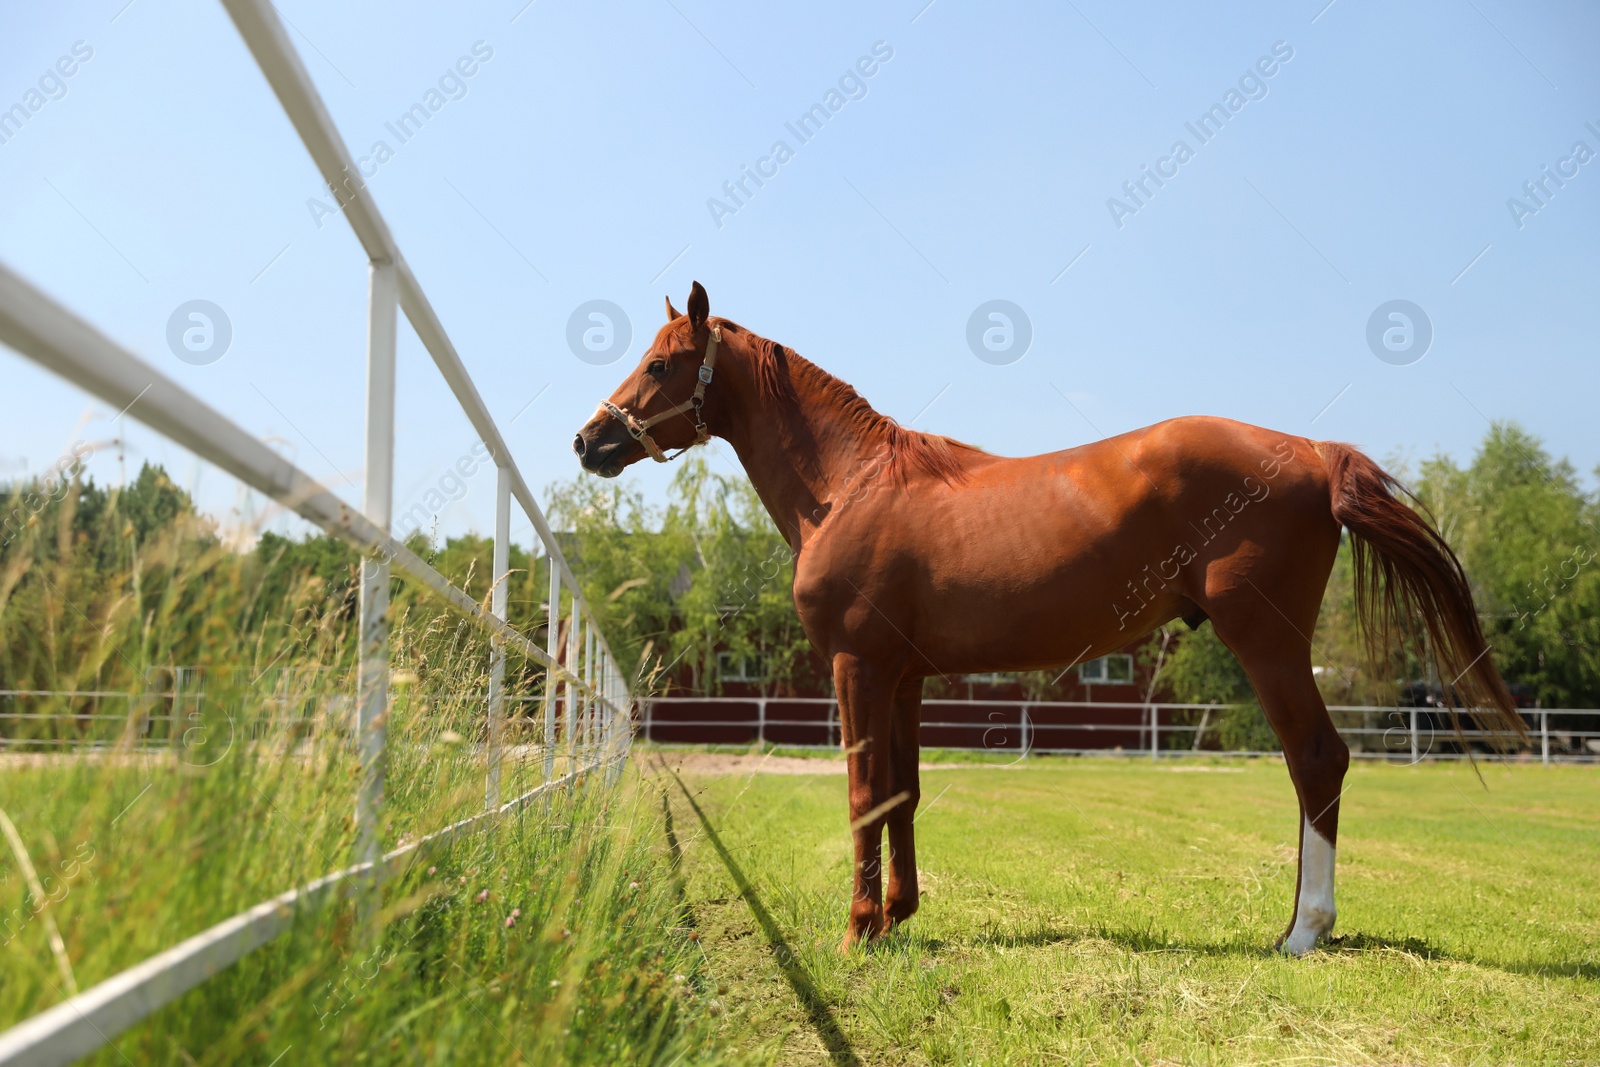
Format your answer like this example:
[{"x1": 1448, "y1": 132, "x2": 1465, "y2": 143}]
[{"x1": 720, "y1": 320, "x2": 981, "y2": 486}]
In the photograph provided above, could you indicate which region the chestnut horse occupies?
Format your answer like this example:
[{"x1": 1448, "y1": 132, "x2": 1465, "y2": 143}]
[{"x1": 573, "y1": 282, "x2": 1523, "y2": 954}]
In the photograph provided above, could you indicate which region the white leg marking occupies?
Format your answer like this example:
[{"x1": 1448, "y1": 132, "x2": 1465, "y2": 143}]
[{"x1": 1282, "y1": 816, "x2": 1336, "y2": 956}]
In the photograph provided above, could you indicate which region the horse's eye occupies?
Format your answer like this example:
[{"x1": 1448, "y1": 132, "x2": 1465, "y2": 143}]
[{"x1": 647, "y1": 360, "x2": 667, "y2": 377}]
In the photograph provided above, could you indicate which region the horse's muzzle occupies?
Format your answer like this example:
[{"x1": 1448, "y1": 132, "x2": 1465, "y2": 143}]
[{"x1": 572, "y1": 419, "x2": 633, "y2": 478}]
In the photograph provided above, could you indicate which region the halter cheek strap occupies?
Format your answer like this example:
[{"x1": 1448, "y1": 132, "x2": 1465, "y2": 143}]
[{"x1": 598, "y1": 325, "x2": 721, "y2": 463}]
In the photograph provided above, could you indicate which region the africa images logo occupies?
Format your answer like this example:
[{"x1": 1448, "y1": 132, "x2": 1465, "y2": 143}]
[
  {"x1": 1365, "y1": 300, "x2": 1432, "y2": 366},
  {"x1": 966, "y1": 301, "x2": 1032, "y2": 366},
  {"x1": 166, "y1": 300, "x2": 233, "y2": 365}
]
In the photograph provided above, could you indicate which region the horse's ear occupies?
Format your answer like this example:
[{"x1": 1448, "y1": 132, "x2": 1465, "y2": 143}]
[
  {"x1": 686, "y1": 281, "x2": 709, "y2": 329},
  {"x1": 665, "y1": 296, "x2": 682, "y2": 321}
]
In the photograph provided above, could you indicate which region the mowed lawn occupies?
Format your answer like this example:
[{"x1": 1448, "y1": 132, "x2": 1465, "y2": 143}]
[{"x1": 659, "y1": 753, "x2": 1600, "y2": 1066}]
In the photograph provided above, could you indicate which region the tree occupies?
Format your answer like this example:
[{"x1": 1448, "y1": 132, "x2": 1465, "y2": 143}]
[
  {"x1": 545, "y1": 458, "x2": 822, "y2": 697},
  {"x1": 1413, "y1": 423, "x2": 1600, "y2": 707},
  {"x1": 545, "y1": 471, "x2": 684, "y2": 692},
  {"x1": 663, "y1": 461, "x2": 820, "y2": 697},
  {"x1": 1159, "y1": 624, "x2": 1279, "y2": 751}
]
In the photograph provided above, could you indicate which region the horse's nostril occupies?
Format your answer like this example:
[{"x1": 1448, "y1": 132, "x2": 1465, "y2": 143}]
[{"x1": 572, "y1": 434, "x2": 586, "y2": 458}]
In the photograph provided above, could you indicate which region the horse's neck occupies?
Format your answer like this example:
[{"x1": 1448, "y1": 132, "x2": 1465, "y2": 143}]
[{"x1": 714, "y1": 332, "x2": 884, "y2": 551}]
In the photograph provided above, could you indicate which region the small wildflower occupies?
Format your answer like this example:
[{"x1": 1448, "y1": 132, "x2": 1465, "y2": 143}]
[
  {"x1": 427, "y1": 866, "x2": 437, "y2": 875},
  {"x1": 688, "y1": 930, "x2": 699, "y2": 942},
  {"x1": 628, "y1": 881, "x2": 639, "y2": 890},
  {"x1": 459, "y1": 876, "x2": 467, "y2": 885},
  {"x1": 504, "y1": 915, "x2": 516, "y2": 928},
  {"x1": 476, "y1": 889, "x2": 490, "y2": 903},
  {"x1": 549, "y1": 979, "x2": 560, "y2": 988},
  {"x1": 512, "y1": 908, "x2": 522, "y2": 919},
  {"x1": 708, "y1": 999, "x2": 724, "y2": 1017},
  {"x1": 673, "y1": 974, "x2": 686, "y2": 985},
  {"x1": 561, "y1": 928, "x2": 571, "y2": 939}
]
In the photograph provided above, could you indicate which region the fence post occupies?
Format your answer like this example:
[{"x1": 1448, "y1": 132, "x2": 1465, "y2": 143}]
[
  {"x1": 585, "y1": 621, "x2": 597, "y2": 754},
  {"x1": 600, "y1": 651, "x2": 615, "y2": 761},
  {"x1": 1150, "y1": 704, "x2": 1158, "y2": 761},
  {"x1": 168, "y1": 668, "x2": 185, "y2": 753},
  {"x1": 543, "y1": 559, "x2": 561, "y2": 782},
  {"x1": 564, "y1": 595, "x2": 580, "y2": 771},
  {"x1": 1409, "y1": 709, "x2": 1419, "y2": 764},
  {"x1": 485, "y1": 464, "x2": 510, "y2": 809},
  {"x1": 1541, "y1": 710, "x2": 1549, "y2": 768},
  {"x1": 355, "y1": 259, "x2": 397, "y2": 875},
  {"x1": 757, "y1": 698, "x2": 766, "y2": 749},
  {"x1": 1020, "y1": 706, "x2": 1029, "y2": 759}
]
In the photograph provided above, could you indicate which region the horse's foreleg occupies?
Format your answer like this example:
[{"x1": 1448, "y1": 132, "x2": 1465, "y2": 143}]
[
  {"x1": 884, "y1": 675, "x2": 923, "y2": 928},
  {"x1": 835, "y1": 652, "x2": 898, "y2": 948}
]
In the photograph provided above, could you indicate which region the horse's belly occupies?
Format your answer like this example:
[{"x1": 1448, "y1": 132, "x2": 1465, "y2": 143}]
[
  {"x1": 913, "y1": 572, "x2": 1178, "y2": 673},
  {"x1": 810, "y1": 450, "x2": 1194, "y2": 671},
  {"x1": 907, "y1": 514, "x2": 1181, "y2": 672}
]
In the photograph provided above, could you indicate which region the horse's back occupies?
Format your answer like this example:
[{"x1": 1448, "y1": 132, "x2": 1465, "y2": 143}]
[{"x1": 796, "y1": 416, "x2": 1334, "y2": 666}]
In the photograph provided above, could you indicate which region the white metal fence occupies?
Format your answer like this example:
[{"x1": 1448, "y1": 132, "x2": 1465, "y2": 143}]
[
  {"x1": 0, "y1": 0, "x2": 632, "y2": 1061},
  {"x1": 641, "y1": 697, "x2": 1600, "y2": 766}
]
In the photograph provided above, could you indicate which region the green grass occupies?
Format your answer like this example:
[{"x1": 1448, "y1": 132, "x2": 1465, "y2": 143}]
[
  {"x1": 0, "y1": 485, "x2": 734, "y2": 1065},
  {"x1": 0, "y1": 732, "x2": 730, "y2": 1065},
  {"x1": 666, "y1": 754, "x2": 1600, "y2": 1066}
]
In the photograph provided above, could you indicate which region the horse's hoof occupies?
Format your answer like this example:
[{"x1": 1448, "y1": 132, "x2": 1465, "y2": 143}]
[
  {"x1": 840, "y1": 927, "x2": 879, "y2": 953},
  {"x1": 1276, "y1": 908, "x2": 1336, "y2": 956},
  {"x1": 884, "y1": 899, "x2": 919, "y2": 928},
  {"x1": 843, "y1": 906, "x2": 886, "y2": 950}
]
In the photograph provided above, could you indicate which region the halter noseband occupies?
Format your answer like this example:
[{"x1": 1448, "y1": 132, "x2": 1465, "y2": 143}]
[{"x1": 598, "y1": 325, "x2": 721, "y2": 463}]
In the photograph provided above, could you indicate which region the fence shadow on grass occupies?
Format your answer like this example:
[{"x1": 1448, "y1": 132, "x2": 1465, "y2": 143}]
[
  {"x1": 659, "y1": 761, "x2": 862, "y2": 1067},
  {"x1": 970, "y1": 924, "x2": 1600, "y2": 981},
  {"x1": 659, "y1": 786, "x2": 696, "y2": 928},
  {"x1": 1331, "y1": 932, "x2": 1600, "y2": 982}
]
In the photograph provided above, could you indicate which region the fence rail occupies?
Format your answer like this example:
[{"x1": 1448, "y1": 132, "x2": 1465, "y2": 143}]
[
  {"x1": 0, "y1": 0, "x2": 634, "y2": 1061},
  {"x1": 642, "y1": 697, "x2": 1600, "y2": 765},
  {"x1": 0, "y1": 759, "x2": 612, "y2": 1067}
]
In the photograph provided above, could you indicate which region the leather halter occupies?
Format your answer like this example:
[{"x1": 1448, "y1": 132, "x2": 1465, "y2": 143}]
[{"x1": 598, "y1": 325, "x2": 721, "y2": 463}]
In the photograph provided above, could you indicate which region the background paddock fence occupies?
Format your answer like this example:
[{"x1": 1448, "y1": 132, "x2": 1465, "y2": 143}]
[
  {"x1": 0, "y1": 0, "x2": 634, "y2": 1061},
  {"x1": 641, "y1": 697, "x2": 1600, "y2": 765}
]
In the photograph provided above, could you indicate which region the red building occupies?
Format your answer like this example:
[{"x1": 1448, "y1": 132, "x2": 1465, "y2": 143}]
[{"x1": 644, "y1": 637, "x2": 1164, "y2": 753}]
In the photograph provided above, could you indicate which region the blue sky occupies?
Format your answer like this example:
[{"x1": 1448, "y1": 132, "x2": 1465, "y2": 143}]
[{"x1": 2, "y1": 0, "x2": 1597, "y2": 548}]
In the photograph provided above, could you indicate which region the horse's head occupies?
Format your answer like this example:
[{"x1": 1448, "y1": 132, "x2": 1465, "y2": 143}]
[{"x1": 573, "y1": 281, "x2": 723, "y2": 478}]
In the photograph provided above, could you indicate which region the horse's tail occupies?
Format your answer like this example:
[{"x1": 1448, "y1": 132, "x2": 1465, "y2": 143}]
[{"x1": 1316, "y1": 441, "x2": 1525, "y2": 744}]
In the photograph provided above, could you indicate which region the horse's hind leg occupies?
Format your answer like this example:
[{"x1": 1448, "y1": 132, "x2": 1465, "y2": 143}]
[
  {"x1": 884, "y1": 675, "x2": 923, "y2": 928},
  {"x1": 1216, "y1": 622, "x2": 1351, "y2": 954}
]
